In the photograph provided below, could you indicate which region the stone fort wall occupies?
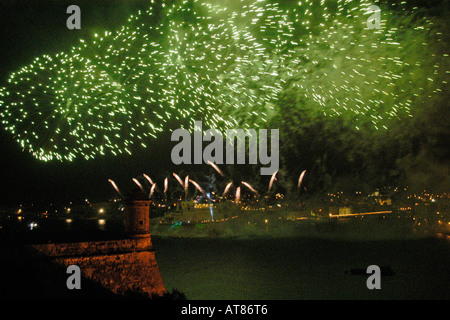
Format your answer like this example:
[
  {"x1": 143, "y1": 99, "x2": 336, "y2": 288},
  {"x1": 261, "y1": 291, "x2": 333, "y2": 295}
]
[{"x1": 30, "y1": 236, "x2": 166, "y2": 297}]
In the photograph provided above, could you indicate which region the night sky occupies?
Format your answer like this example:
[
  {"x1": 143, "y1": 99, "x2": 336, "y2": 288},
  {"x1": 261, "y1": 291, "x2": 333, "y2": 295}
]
[{"x1": 0, "y1": 0, "x2": 448, "y2": 205}]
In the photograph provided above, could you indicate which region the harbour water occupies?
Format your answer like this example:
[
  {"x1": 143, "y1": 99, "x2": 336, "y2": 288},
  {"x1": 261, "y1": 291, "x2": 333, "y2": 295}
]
[
  {"x1": 1, "y1": 216, "x2": 449, "y2": 299},
  {"x1": 153, "y1": 236, "x2": 450, "y2": 300}
]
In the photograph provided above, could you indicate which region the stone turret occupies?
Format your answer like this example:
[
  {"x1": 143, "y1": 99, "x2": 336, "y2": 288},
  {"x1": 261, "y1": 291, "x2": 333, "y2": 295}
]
[{"x1": 124, "y1": 188, "x2": 151, "y2": 238}]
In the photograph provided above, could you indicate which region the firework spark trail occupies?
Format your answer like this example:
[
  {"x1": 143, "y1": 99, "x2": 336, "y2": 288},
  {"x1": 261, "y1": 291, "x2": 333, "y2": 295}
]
[
  {"x1": 164, "y1": 177, "x2": 168, "y2": 195},
  {"x1": 207, "y1": 161, "x2": 224, "y2": 177},
  {"x1": 143, "y1": 174, "x2": 154, "y2": 186},
  {"x1": 150, "y1": 183, "x2": 157, "y2": 198},
  {"x1": 108, "y1": 179, "x2": 122, "y2": 197},
  {"x1": 223, "y1": 182, "x2": 233, "y2": 197},
  {"x1": 173, "y1": 173, "x2": 185, "y2": 188},
  {"x1": 184, "y1": 175, "x2": 189, "y2": 198},
  {"x1": 132, "y1": 178, "x2": 144, "y2": 192},
  {"x1": 242, "y1": 181, "x2": 258, "y2": 194},
  {"x1": 235, "y1": 186, "x2": 241, "y2": 203},
  {"x1": 298, "y1": 170, "x2": 306, "y2": 189},
  {"x1": 189, "y1": 179, "x2": 204, "y2": 194},
  {"x1": 268, "y1": 170, "x2": 278, "y2": 192}
]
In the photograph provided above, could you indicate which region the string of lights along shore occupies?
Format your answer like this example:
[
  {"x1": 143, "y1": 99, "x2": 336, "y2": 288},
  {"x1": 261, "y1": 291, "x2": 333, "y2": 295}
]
[{"x1": 0, "y1": 0, "x2": 447, "y2": 162}]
